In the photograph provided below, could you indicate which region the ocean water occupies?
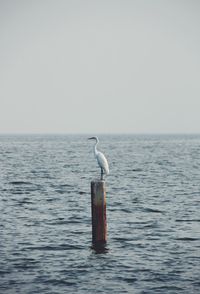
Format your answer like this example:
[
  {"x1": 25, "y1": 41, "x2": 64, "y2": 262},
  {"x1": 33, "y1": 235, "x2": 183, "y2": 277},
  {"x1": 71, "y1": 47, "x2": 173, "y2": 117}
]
[{"x1": 0, "y1": 134, "x2": 200, "y2": 294}]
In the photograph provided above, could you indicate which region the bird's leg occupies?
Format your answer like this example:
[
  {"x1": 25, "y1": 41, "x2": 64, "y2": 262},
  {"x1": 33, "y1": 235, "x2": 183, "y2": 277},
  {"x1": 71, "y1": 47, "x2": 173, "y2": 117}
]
[{"x1": 101, "y1": 168, "x2": 104, "y2": 180}]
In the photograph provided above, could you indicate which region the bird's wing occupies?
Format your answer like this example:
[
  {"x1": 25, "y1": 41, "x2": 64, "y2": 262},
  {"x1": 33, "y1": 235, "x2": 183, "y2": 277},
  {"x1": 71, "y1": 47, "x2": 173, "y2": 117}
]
[{"x1": 97, "y1": 151, "x2": 109, "y2": 175}]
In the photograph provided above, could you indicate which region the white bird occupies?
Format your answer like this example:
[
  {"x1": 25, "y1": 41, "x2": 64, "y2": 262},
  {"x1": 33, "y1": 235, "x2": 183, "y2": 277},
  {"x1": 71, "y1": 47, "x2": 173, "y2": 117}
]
[{"x1": 88, "y1": 136, "x2": 109, "y2": 180}]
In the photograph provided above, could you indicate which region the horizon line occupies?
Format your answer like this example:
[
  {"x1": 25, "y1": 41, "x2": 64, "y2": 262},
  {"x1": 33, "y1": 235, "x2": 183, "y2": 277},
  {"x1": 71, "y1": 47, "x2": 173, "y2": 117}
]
[{"x1": 0, "y1": 132, "x2": 200, "y2": 136}]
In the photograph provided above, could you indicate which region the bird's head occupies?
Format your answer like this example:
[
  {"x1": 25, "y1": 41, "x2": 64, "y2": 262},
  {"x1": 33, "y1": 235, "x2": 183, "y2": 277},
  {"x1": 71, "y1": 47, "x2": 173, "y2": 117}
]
[{"x1": 88, "y1": 136, "x2": 99, "y2": 143}]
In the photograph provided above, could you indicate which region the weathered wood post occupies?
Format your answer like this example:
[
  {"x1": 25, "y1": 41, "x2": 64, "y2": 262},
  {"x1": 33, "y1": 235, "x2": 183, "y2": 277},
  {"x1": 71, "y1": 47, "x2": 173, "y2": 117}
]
[{"x1": 91, "y1": 180, "x2": 107, "y2": 246}]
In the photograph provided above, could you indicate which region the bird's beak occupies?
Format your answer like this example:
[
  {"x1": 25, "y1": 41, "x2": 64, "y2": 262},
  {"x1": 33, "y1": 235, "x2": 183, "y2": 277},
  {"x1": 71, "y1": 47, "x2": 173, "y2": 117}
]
[{"x1": 88, "y1": 137, "x2": 94, "y2": 140}]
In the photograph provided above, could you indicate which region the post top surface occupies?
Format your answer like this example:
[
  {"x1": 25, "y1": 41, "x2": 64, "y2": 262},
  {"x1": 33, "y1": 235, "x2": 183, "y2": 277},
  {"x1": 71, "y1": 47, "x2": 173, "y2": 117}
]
[{"x1": 91, "y1": 179, "x2": 105, "y2": 183}]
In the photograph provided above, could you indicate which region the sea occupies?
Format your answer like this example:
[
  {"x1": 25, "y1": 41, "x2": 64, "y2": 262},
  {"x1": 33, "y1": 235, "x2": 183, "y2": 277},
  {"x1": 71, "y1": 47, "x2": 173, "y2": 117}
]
[{"x1": 0, "y1": 134, "x2": 200, "y2": 294}]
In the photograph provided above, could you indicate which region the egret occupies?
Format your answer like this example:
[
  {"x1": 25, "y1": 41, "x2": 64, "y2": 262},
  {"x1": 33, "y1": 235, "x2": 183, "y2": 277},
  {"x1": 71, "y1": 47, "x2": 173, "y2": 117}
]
[{"x1": 88, "y1": 136, "x2": 109, "y2": 180}]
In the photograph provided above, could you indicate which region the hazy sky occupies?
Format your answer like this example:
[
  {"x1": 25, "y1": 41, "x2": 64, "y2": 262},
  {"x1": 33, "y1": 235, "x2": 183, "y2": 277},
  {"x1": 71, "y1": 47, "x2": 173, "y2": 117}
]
[{"x1": 0, "y1": 0, "x2": 200, "y2": 134}]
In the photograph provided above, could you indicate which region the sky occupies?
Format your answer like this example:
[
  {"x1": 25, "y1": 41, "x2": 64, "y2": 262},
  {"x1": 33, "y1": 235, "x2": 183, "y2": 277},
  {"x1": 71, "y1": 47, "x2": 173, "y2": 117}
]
[{"x1": 0, "y1": 0, "x2": 200, "y2": 134}]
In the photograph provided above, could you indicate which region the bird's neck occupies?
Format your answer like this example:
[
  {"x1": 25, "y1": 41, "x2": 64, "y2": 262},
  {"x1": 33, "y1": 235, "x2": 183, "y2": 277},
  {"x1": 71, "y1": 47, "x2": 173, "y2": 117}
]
[{"x1": 94, "y1": 140, "x2": 98, "y2": 156}]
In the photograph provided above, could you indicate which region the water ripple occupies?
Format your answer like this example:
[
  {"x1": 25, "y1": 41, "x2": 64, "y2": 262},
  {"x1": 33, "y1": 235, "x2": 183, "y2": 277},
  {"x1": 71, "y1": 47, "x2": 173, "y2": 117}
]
[{"x1": 0, "y1": 134, "x2": 200, "y2": 294}]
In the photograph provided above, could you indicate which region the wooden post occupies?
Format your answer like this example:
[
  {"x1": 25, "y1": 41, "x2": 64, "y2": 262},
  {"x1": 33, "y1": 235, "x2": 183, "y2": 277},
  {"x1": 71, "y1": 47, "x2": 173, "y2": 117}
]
[{"x1": 91, "y1": 180, "x2": 107, "y2": 245}]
